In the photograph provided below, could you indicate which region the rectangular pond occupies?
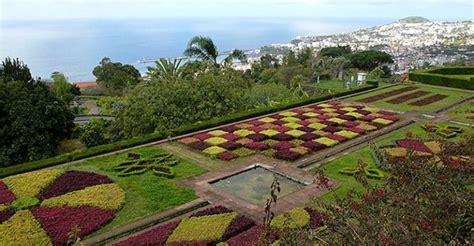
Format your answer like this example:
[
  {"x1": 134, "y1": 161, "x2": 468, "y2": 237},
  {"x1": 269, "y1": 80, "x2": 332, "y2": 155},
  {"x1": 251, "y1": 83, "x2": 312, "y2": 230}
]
[{"x1": 211, "y1": 166, "x2": 306, "y2": 205}]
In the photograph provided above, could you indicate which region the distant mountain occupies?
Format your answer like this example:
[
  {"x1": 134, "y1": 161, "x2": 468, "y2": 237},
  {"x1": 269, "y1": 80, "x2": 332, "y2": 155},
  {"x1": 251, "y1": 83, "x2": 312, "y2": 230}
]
[{"x1": 399, "y1": 16, "x2": 430, "y2": 23}]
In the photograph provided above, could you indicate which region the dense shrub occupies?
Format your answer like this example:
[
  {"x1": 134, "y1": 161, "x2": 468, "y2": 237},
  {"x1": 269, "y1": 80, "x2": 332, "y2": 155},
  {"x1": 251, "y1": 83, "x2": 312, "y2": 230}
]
[{"x1": 409, "y1": 66, "x2": 474, "y2": 90}]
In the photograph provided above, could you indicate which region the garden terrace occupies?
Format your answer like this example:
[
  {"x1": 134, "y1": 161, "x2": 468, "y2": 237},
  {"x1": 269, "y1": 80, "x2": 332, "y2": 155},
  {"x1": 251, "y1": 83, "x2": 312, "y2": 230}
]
[
  {"x1": 345, "y1": 84, "x2": 472, "y2": 112},
  {"x1": 176, "y1": 100, "x2": 400, "y2": 163},
  {"x1": 445, "y1": 99, "x2": 474, "y2": 124}
]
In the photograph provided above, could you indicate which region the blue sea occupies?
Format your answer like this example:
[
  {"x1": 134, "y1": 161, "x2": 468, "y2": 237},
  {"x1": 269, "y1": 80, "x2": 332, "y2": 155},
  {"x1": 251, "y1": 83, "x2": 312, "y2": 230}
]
[{"x1": 0, "y1": 17, "x2": 390, "y2": 81}]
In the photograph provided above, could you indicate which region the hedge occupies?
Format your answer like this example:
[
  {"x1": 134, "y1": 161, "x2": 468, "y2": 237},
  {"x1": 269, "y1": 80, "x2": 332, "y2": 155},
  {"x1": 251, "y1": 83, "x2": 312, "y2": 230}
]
[
  {"x1": 0, "y1": 83, "x2": 378, "y2": 178},
  {"x1": 409, "y1": 66, "x2": 474, "y2": 90}
]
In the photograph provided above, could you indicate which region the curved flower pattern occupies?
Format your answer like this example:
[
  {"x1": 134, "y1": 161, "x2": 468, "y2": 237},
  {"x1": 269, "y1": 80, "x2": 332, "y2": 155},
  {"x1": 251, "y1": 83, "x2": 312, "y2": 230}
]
[{"x1": 0, "y1": 169, "x2": 125, "y2": 245}]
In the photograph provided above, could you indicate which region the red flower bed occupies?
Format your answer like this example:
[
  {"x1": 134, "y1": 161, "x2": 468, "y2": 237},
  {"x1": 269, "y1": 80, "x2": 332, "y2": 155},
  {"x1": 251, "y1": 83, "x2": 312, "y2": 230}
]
[
  {"x1": 316, "y1": 115, "x2": 330, "y2": 120},
  {"x1": 272, "y1": 133, "x2": 293, "y2": 141},
  {"x1": 32, "y1": 207, "x2": 115, "y2": 246},
  {"x1": 386, "y1": 91, "x2": 430, "y2": 104},
  {"x1": 221, "y1": 125, "x2": 239, "y2": 133},
  {"x1": 218, "y1": 152, "x2": 240, "y2": 161},
  {"x1": 221, "y1": 133, "x2": 240, "y2": 141},
  {"x1": 304, "y1": 207, "x2": 324, "y2": 229},
  {"x1": 0, "y1": 210, "x2": 14, "y2": 223},
  {"x1": 360, "y1": 115, "x2": 376, "y2": 122},
  {"x1": 272, "y1": 141, "x2": 293, "y2": 150},
  {"x1": 327, "y1": 134, "x2": 347, "y2": 142},
  {"x1": 273, "y1": 149, "x2": 301, "y2": 161},
  {"x1": 269, "y1": 114, "x2": 284, "y2": 120},
  {"x1": 409, "y1": 94, "x2": 448, "y2": 106},
  {"x1": 113, "y1": 220, "x2": 181, "y2": 246},
  {"x1": 246, "y1": 120, "x2": 264, "y2": 126},
  {"x1": 222, "y1": 215, "x2": 256, "y2": 241},
  {"x1": 193, "y1": 133, "x2": 213, "y2": 141},
  {"x1": 39, "y1": 171, "x2": 112, "y2": 199},
  {"x1": 357, "y1": 86, "x2": 417, "y2": 103},
  {"x1": 190, "y1": 205, "x2": 234, "y2": 217},
  {"x1": 219, "y1": 141, "x2": 241, "y2": 150},
  {"x1": 380, "y1": 114, "x2": 399, "y2": 122},
  {"x1": 297, "y1": 126, "x2": 313, "y2": 133},
  {"x1": 355, "y1": 109, "x2": 371, "y2": 115},
  {"x1": 226, "y1": 225, "x2": 262, "y2": 246},
  {"x1": 302, "y1": 141, "x2": 326, "y2": 151},
  {"x1": 247, "y1": 133, "x2": 267, "y2": 142},
  {"x1": 396, "y1": 140, "x2": 433, "y2": 153},
  {"x1": 322, "y1": 126, "x2": 340, "y2": 133},
  {"x1": 271, "y1": 120, "x2": 286, "y2": 126},
  {"x1": 0, "y1": 180, "x2": 15, "y2": 204},
  {"x1": 298, "y1": 120, "x2": 311, "y2": 126},
  {"x1": 347, "y1": 127, "x2": 366, "y2": 134},
  {"x1": 320, "y1": 120, "x2": 337, "y2": 127},
  {"x1": 338, "y1": 115, "x2": 356, "y2": 121},
  {"x1": 190, "y1": 141, "x2": 211, "y2": 151},
  {"x1": 299, "y1": 133, "x2": 320, "y2": 141},
  {"x1": 273, "y1": 126, "x2": 290, "y2": 133},
  {"x1": 341, "y1": 121, "x2": 359, "y2": 128},
  {"x1": 248, "y1": 126, "x2": 265, "y2": 133},
  {"x1": 245, "y1": 142, "x2": 270, "y2": 151},
  {"x1": 294, "y1": 114, "x2": 309, "y2": 120}
]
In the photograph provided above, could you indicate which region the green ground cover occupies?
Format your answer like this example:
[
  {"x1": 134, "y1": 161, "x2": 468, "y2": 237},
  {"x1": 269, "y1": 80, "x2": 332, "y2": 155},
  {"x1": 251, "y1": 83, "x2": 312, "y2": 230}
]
[
  {"x1": 344, "y1": 84, "x2": 472, "y2": 112},
  {"x1": 306, "y1": 80, "x2": 366, "y2": 93},
  {"x1": 65, "y1": 146, "x2": 207, "y2": 236},
  {"x1": 446, "y1": 100, "x2": 474, "y2": 124},
  {"x1": 313, "y1": 121, "x2": 473, "y2": 203}
]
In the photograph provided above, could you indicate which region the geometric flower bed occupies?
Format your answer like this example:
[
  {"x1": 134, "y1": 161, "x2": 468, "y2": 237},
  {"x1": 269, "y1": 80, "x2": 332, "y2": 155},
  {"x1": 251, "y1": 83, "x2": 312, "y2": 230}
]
[
  {"x1": 0, "y1": 169, "x2": 125, "y2": 245},
  {"x1": 113, "y1": 206, "x2": 324, "y2": 246},
  {"x1": 421, "y1": 123, "x2": 463, "y2": 138},
  {"x1": 386, "y1": 91, "x2": 430, "y2": 104},
  {"x1": 357, "y1": 86, "x2": 417, "y2": 103},
  {"x1": 409, "y1": 94, "x2": 448, "y2": 106},
  {"x1": 179, "y1": 100, "x2": 399, "y2": 162},
  {"x1": 371, "y1": 137, "x2": 471, "y2": 169}
]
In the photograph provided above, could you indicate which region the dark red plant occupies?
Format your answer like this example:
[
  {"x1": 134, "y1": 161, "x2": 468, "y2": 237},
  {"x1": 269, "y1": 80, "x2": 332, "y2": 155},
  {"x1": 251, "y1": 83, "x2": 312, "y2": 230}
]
[
  {"x1": 222, "y1": 215, "x2": 256, "y2": 241},
  {"x1": 273, "y1": 149, "x2": 301, "y2": 161},
  {"x1": 190, "y1": 206, "x2": 233, "y2": 217},
  {"x1": 0, "y1": 210, "x2": 14, "y2": 223},
  {"x1": 247, "y1": 133, "x2": 268, "y2": 142},
  {"x1": 272, "y1": 133, "x2": 293, "y2": 141},
  {"x1": 113, "y1": 220, "x2": 181, "y2": 246},
  {"x1": 193, "y1": 133, "x2": 213, "y2": 141},
  {"x1": 190, "y1": 141, "x2": 211, "y2": 151},
  {"x1": 0, "y1": 180, "x2": 15, "y2": 204},
  {"x1": 272, "y1": 141, "x2": 293, "y2": 151},
  {"x1": 302, "y1": 141, "x2": 326, "y2": 151},
  {"x1": 39, "y1": 171, "x2": 112, "y2": 199},
  {"x1": 218, "y1": 152, "x2": 240, "y2": 161}
]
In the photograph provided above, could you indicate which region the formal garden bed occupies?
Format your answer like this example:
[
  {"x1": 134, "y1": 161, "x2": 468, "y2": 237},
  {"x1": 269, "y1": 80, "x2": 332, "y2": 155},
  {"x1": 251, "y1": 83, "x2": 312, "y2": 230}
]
[
  {"x1": 60, "y1": 146, "x2": 207, "y2": 236},
  {"x1": 345, "y1": 84, "x2": 471, "y2": 112},
  {"x1": 113, "y1": 205, "x2": 324, "y2": 246},
  {"x1": 311, "y1": 121, "x2": 473, "y2": 203},
  {"x1": 446, "y1": 99, "x2": 474, "y2": 124},
  {"x1": 178, "y1": 100, "x2": 399, "y2": 162},
  {"x1": 0, "y1": 169, "x2": 125, "y2": 245}
]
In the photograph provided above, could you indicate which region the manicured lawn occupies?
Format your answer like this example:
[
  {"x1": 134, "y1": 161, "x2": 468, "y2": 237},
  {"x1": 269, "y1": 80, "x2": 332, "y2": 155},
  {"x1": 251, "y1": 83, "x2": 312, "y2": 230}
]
[
  {"x1": 313, "y1": 121, "x2": 473, "y2": 203},
  {"x1": 344, "y1": 84, "x2": 472, "y2": 112},
  {"x1": 446, "y1": 99, "x2": 474, "y2": 124},
  {"x1": 66, "y1": 146, "x2": 207, "y2": 236},
  {"x1": 306, "y1": 80, "x2": 366, "y2": 93}
]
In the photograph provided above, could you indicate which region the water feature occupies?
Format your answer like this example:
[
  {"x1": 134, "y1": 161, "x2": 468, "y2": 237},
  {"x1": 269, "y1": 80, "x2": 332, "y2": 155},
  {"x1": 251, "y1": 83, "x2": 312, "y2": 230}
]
[{"x1": 211, "y1": 166, "x2": 306, "y2": 205}]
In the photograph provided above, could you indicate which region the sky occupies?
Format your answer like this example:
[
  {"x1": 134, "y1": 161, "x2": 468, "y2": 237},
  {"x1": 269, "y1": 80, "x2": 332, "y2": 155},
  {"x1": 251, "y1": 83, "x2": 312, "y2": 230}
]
[{"x1": 1, "y1": 0, "x2": 473, "y2": 21}]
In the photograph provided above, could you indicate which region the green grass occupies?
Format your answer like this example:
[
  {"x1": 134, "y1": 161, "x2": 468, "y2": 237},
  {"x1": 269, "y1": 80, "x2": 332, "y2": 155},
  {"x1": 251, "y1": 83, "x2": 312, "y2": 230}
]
[
  {"x1": 313, "y1": 121, "x2": 473, "y2": 203},
  {"x1": 344, "y1": 84, "x2": 472, "y2": 112},
  {"x1": 66, "y1": 146, "x2": 207, "y2": 236},
  {"x1": 306, "y1": 80, "x2": 365, "y2": 93},
  {"x1": 446, "y1": 100, "x2": 474, "y2": 124}
]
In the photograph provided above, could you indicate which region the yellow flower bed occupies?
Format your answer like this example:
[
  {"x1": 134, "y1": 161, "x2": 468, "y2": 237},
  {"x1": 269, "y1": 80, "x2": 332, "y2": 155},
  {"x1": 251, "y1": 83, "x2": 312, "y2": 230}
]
[
  {"x1": 283, "y1": 122, "x2": 301, "y2": 129},
  {"x1": 0, "y1": 204, "x2": 8, "y2": 211},
  {"x1": 424, "y1": 141, "x2": 442, "y2": 154},
  {"x1": 341, "y1": 107, "x2": 357, "y2": 112},
  {"x1": 303, "y1": 112, "x2": 318, "y2": 117},
  {"x1": 260, "y1": 129, "x2": 280, "y2": 137},
  {"x1": 346, "y1": 112, "x2": 363, "y2": 119},
  {"x1": 167, "y1": 212, "x2": 237, "y2": 243},
  {"x1": 328, "y1": 118, "x2": 346, "y2": 124},
  {"x1": 281, "y1": 117, "x2": 300, "y2": 123},
  {"x1": 308, "y1": 122, "x2": 327, "y2": 130},
  {"x1": 0, "y1": 210, "x2": 52, "y2": 246},
  {"x1": 321, "y1": 108, "x2": 336, "y2": 113},
  {"x1": 336, "y1": 130, "x2": 359, "y2": 139},
  {"x1": 318, "y1": 103, "x2": 332, "y2": 108},
  {"x1": 208, "y1": 130, "x2": 228, "y2": 137},
  {"x1": 204, "y1": 137, "x2": 228, "y2": 146},
  {"x1": 259, "y1": 117, "x2": 276, "y2": 123},
  {"x1": 373, "y1": 118, "x2": 393, "y2": 125},
  {"x1": 3, "y1": 169, "x2": 64, "y2": 198},
  {"x1": 279, "y1": 111, "x2": 298, "y2": 117},
  {"x1": 202, "y1": 146, "x2": 227, "y2": 155},
  {"x1": 41, "y1": 183, "x2": 125, "y2": 211},
  {"x1": 385, "y1": 147, "x2": 407, "y2": 157},
  {"x1": 286, "y1": 129, "x2": 305, "y2": 137},
  {"x1": 233, "y1": 129, "x2": 255, "y2": 137},
  {"x1": 271, "y1": 207, "x2": 310, "y2": 229},
  {"x1": 357, "y1": 123, "x2": 378, "y2": 131},
  {"x1": 314, "y1": 137, "x2": 339, "y2": 147}
]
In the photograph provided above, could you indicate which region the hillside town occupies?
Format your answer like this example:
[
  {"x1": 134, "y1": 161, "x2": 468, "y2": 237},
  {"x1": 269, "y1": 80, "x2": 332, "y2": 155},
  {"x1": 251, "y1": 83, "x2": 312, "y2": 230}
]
[{"x1": 241, "y1": 18, "x2": 474, "y2": 74}]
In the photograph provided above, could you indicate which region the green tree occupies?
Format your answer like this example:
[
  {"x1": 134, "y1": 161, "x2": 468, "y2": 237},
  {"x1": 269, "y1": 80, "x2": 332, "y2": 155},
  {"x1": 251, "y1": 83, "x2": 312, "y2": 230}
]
[
  {"x1": 290, "y1": 75, "x2": 309, "y2": 97},
  {"x1": 184, "y1": 36, "x2": 247, "y2": 67},
  {"x1": 51, "y1": 72, "x2": 74, "y2": 103},
  {"x1": 0, "y1": 59, "x2": 74, "y2": 166},
  {"x1": 0, "y1": 57, "x2": 32, "y2": 83},
  {"x1": 223, "y1": 49, "x2": 248, "y2": 66},
  {"x1": 284, "y1": 51, "x2": 298, "y2": 66},
  {"x1": 92, "y1": 57, "x2": 141, "y2": 95},
  {"x1": 319, "y1": 45, "x2": 352, "y2": 58},
  {"x1": 80, "y1": 118, "x2": 110, "y2": 147},
  {"x1": 349, "y1": 50, "x2": 393, "y2": 71},
  {"x1": 147, "y1": 58, "x2": 185, "y2": 80}
]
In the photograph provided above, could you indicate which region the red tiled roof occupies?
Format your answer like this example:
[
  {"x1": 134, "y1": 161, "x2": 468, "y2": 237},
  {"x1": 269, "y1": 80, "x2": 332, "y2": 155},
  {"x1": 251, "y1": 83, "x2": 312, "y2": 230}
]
[{"x1": 73, "y1": 81, "x2": 98, "y2": 88}]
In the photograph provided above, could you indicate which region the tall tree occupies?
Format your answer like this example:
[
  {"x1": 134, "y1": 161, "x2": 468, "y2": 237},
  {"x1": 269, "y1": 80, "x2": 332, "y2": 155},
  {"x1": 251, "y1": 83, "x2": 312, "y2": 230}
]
[
  {"x1": 147, "y1": 58, "x2": 185, "y2": 80},
  {"x1": 184, "y1": 36, "x2": 219, "y2": 64},
  {"x1": 0, "y1": 57, "x2": 32, "y2": 83},
  {"x1": 51, "y1": 72, "x2": 74, "y2": 103},
  {"x1": 349, "y1": 50, "x2": 393, "y2": 71},
  {"x1": 92, "y1": 57, "x2": 141, "y2": 95},
  {"x1": 319, "y1": 45, "x2": 352, "y2": 58},
  {"x1": 223, "y1": 49, "x2": 248, "y2": 66},
  {"x1": 0, "y1": 59, "x2": 74, "y2": 166}
]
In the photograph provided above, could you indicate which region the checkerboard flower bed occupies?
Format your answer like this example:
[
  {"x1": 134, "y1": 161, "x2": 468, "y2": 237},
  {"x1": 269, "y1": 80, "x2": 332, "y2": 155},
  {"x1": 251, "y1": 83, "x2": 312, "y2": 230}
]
[
  {"x1": 179, "y1": 100, "x2": 398, "y2": 161},
  {"x1": 0, "y1": 170, "x2": 124, "y2": 245}
]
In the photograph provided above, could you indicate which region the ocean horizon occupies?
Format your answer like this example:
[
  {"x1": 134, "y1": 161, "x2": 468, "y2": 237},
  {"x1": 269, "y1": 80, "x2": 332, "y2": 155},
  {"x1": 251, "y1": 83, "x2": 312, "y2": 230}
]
[{"x1": 1, "y1": 17, "x2": 394, "y2": 81}]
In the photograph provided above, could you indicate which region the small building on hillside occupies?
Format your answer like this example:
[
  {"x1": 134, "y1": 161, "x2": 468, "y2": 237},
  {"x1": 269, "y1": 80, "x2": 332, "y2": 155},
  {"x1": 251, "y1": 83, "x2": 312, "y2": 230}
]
[{"x1": 73, "y1": 81, "x2": 101, "y2": 95}]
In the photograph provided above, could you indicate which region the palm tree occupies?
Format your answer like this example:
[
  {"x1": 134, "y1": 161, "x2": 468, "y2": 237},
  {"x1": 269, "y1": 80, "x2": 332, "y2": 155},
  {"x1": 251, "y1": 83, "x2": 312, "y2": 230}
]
[
  {"x1": 184, "y1": 36, "x2": 219, "y2": 65},
  {"x1": 184, "y1": 36, "x2": 247, "y2": 67},
  {"x1": 147, "y1": 58, "x2": 185, "y2": 79}
]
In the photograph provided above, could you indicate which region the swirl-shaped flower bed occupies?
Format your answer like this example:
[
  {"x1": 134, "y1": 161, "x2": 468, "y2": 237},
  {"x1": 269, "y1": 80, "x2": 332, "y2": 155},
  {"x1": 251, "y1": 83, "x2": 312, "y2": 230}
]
[{"x1": 0, "y1": 169, "x2": 125, "y2": 245}]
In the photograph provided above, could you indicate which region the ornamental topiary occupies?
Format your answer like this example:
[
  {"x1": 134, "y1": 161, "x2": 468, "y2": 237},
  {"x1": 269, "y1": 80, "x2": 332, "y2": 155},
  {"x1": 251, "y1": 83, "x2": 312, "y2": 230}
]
[{"x1": 114, "y1": 152, "x2": 178, "y2": 178}]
